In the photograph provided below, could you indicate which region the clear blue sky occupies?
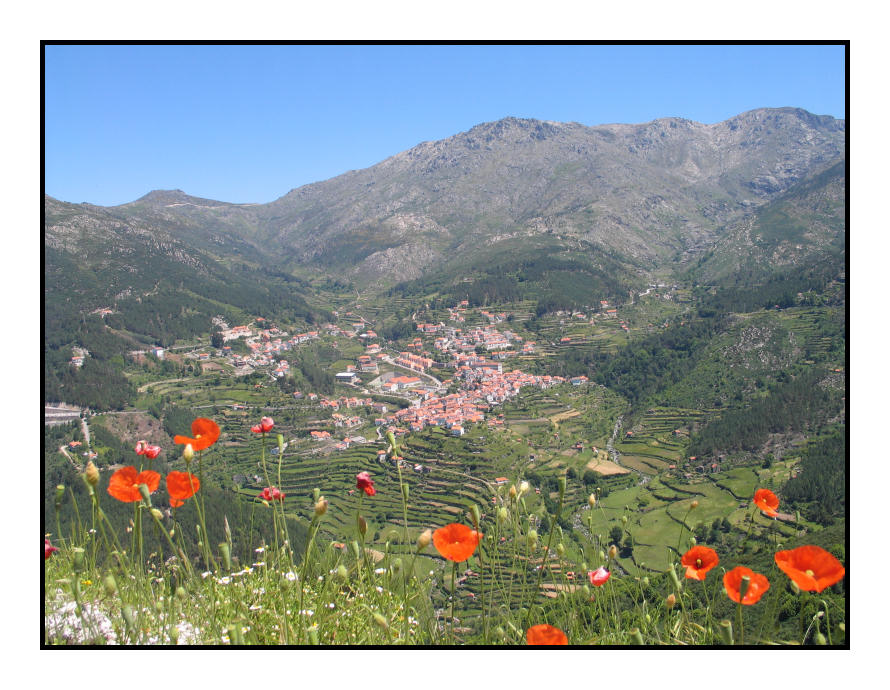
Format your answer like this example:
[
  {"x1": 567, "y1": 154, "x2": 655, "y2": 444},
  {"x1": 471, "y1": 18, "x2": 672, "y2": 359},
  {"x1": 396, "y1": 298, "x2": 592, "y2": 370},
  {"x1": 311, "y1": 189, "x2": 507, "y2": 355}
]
[{"x1": 44, "y1": 44, "x2": 846, "y2": 206}]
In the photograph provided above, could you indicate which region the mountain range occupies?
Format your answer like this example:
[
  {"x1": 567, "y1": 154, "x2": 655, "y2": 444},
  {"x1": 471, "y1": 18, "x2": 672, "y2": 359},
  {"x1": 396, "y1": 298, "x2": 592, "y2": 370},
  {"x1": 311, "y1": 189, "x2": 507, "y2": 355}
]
[{"x1": 45, "y1": 106, "x2": 845, "y2": 327}]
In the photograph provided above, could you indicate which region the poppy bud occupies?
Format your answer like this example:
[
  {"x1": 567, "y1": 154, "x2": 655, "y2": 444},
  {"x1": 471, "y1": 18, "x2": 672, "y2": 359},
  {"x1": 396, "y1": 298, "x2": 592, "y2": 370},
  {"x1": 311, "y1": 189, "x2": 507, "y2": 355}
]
[
  {"x1": 470, "y1": 503, "x2": 481, "y2": 529},
  {"x1": 739, "y1": 574, "x2": 751, "y2": 601},
  {"x1": 630, "y1": 628, "x2": 644, "y2": 645},
  {"x1": 373, "y1": 612, "x2": 389, "y2": 630},
  {"x1": 815, "y1": 632, "x2": 827, "y2": 645},
  {"x1": 314, "y1": 497, "x2": 328, "y2": 518},
  {"x1": 666, "y1": 593, "x2": 677, "y2": 609},
  {"x1": 668, "y1": 564, "x2": 681, "y2": 589},
  {"x1": 509, "y1": 484, "x2": 518, "y2": 500},
  {"x1": 642, "y1": 576, "x2": 650, "y2": 587},
  {"x1": 496, "y1": 626, "x2": 506, "y2": 639},
  {"x1": 224, "y1": 516, "x2": 232, "y2": 544},
  {"x1": 557, "y1": 475, "x2": 566, "y2": 498},
  {"x1": 150, "y1": 508, "x2": 163, "y2": 521},
  {"x1": 183, "y1": 444, "x2": 194, "y2": 463},
  {"x1": 84, "y1": 461, "x2": 99, "y2": 487},
  {"x1": 718, "y1": 619, "x2": 734, "y2": 645},
  {"x1": 337, "y1": 564, "x2": 349, "y2": 581},
  {"x1": 556, "y1": 543, "x2": 565, "y2": 557},
  {"x1": 599, "y1": 550, "x2": 606, "y2": 561},
  {"x1": 519, "y1": 480, "x2": 530, "y2": 497},
  {"x1": 393, "y1": 558, "x2": 403, "y2": 574},
  {"x1": 608, "y1": 545, "x2": 618, "y2": 560},
  {"x1": 72, "y1": 548, "x2": 86, "y2": 573},
  {"x1": 588, "y1": 493, "x2": 597, "y2": 508},
  {"x1": 313, "y1": 487, "x2": 320, "y2": 502},
  {"x1": 122, "y1": 604, "x2": 138, "y2": 634},
  {"x1": 402, "y1": 483, "x2": 410, "y2": 502},
  {"x1": 689, "y1": 536, "x2": 697, "y2": 547},
  {"x1": 497, "y1": 507, "x2": 509, "y2": 525},
  {"x1": 351, "y1": 541, "x2": 361, "y2": 559},
  {"x1": 527, "y1": 530, "x2": 538, "y2": 549},
  {"x1": 308, "y1": 627, "x2": 319, "y2": 645},
  {"x1": 54, "y1": 484, "x2": 65, "y2": 510},
  {"x1": 276, "y1": 432, "x2": 284, "y2": 453},
  {"x1": 138, "y1": 483, "x2": 153, "y2": 506},
  {"x1": 175, "y1": 586, "x2": 188, "y2": 601},
  {"x1": 621, "y1": 515, "x2": 628, "y2": 525},
  {"x1": 581, "y1": 585, "x2": 590, "y2": 598},
  {"x1": 103, "y1": 573, "x2": 118, "y2": 597},
  {"x1": 690, "y1": 500, "x2": 699, "y2": 509},
  {"x1": 417, "y1": 529, "x2": 432, "y2": 551},
  {"x1": 169, "y1": 626, "x2": 179, "y2": 644},
  {"x1": 219, "y1": 543, "x2": 232, "y2": 571},
  {"x1": 357, "y1": 515, "x2": 367, "y2": 536}
]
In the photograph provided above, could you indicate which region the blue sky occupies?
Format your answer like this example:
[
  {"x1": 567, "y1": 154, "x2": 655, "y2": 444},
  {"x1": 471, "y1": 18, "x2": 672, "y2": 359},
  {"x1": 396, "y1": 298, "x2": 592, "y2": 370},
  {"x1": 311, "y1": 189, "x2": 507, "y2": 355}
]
[{"x1": 44, "y1": 44, "x2": 846, "y2": 206}]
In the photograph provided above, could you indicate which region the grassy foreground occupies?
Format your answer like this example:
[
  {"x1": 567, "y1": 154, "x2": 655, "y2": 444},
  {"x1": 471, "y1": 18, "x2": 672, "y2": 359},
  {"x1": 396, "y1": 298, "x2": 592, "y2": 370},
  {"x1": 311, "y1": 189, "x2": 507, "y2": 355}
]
[{"x1": 43, "y1": 416, "x2": 846, "y2": 646}]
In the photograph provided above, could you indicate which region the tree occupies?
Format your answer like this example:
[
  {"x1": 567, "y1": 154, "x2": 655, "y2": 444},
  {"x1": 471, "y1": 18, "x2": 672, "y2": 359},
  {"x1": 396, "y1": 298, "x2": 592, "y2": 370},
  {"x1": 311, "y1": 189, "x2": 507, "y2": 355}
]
[
  {"x1": 609, "y1": 525, "x2": 624, "y2": 545},
  {"x1": 211, "y1": 328, "x2": 224, "y2": 349}
]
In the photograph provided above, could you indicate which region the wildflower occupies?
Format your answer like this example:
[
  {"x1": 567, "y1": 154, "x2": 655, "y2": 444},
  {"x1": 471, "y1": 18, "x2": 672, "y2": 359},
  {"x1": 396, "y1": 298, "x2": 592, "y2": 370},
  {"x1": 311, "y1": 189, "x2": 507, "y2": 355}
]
[
  {"x1": 284, "y1": 572, "x2": 297, "y2": 581},
  {"x1": 356, "y1": 471, "x2": 376, "y2": 496},
  {"x1": 666, "y1": 593, "x2": 677, "y2": 609},
  {"x1": 173, "y1": 418, "x2": 220, "y2": 452},
  {"x1": 417, "y1": 528, "x2": 432, "y2": 551},
  {"x1": 255, "y1": 547, "x2": 265, "y2": 554},
  {"x1": 723, "y1": 566, "x2": 770, "y2": 605},
  {"x1": 143, "y1": 445, "x2": 161, "y2": 460},
  {"x1": 314, "y1": 497, "x2": 329, "y2": 517},
  {"x1": 588, "y1": 493, "x2": 597, "y2": 508},
  {"x1": 183, "y1": 444, "x2": 194, "y2": 462},
  {"x1": 107, "y1": 466, "x2": 161, "y2": 503},
  {"x1": 774, "y1": 545, "x2": 846, "y2": 593},
  {"x1": 519, "y1": 480, "x2": 530, "y2": 496},
  {"x1": 259, "y1": 487, "x2": 285, "y2": 502},
  {"x1": 753, "y1": 488, "x2": 779, "y2": 517},
  {"x1": 526, "y1": 624, "x2": 568, "y2": 645},
  {"x1": 588, "y1": 566, "x2": 610, "y2": 586},
  {"x1": 217, "y1": 576, "x2": 231, "y2": 585},
  {"x1": 433, "y1": 523, "x2": 483, "y2": 562},
  {"x1": 374, "y1": 567, "x2": 386, "y2": 575},
  {"x1": 681, "y1": 546, "x2": 720, "y2": 581},
  {"x1": 134, "y1": 440, "x2": 149, "y2": 455},
  {"x1": 251, "y1": 416, "x2": 275, "y2": 433},
  {"x1": 166, "y1": 471, "x2": 200, "y2": 508},
  {"x1": 44, "y1": 538, "x2": 59, "y2": 560}
]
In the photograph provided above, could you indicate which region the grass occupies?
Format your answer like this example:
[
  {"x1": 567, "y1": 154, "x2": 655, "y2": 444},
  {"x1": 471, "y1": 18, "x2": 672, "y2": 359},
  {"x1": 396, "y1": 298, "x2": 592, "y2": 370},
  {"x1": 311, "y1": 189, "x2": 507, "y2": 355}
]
[{"x1": 44, "y1": 411, "x2": 847, "y2": 646}]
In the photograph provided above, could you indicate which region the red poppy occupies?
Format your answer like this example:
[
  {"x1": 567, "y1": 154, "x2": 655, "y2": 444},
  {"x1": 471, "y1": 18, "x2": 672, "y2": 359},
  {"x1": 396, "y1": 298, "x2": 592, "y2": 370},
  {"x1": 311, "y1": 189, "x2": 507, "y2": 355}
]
[
  {"x1": 588, "y1": 566, "x2": 610, "y2": 586},
  {"x1": 143, "y1": 444, "x2": 161, "y2": 460},
  {"x1": 134, "y1": 440, "x2": 148, "y2": 455},
  {"x1": 433, "y1": 523, "x2": 482, "y2": 562},
  {"x1": 526, "y1": 624, "x2": 568, "y2": 645},
  {"x1": 107, "y1": 466, "x2": 161, "y2": 503},
  {"x1": 723, "y1": 566, "x2": 770, "y2": 605},
  {"x1": 356, "y1": 471, "x2": 376, "y2": 496},
  {"x1": 173, "y1": 418, "x2": 220, "y2": 451},
  {"x1": 681, "y1": 546, "x2": 720, "y2": 581},
  {"x1": 774, "y1": 545, "x2": 845, "y2": 593},
  {"x1": 252, "y1": 417, "x2": 275, "y2": 433},
  {"x1": 259, "y1": 486, "x2": 285, "y2": 502},
  {"x1": 753, "y1": 488, "x2": 779, "y2": 517},
  {"x1": 45, "y1": 538, "x2": 59, "y2": 560},
  {"x1": 166, "y1": 471, "x2": 200, "y2": 508}
]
